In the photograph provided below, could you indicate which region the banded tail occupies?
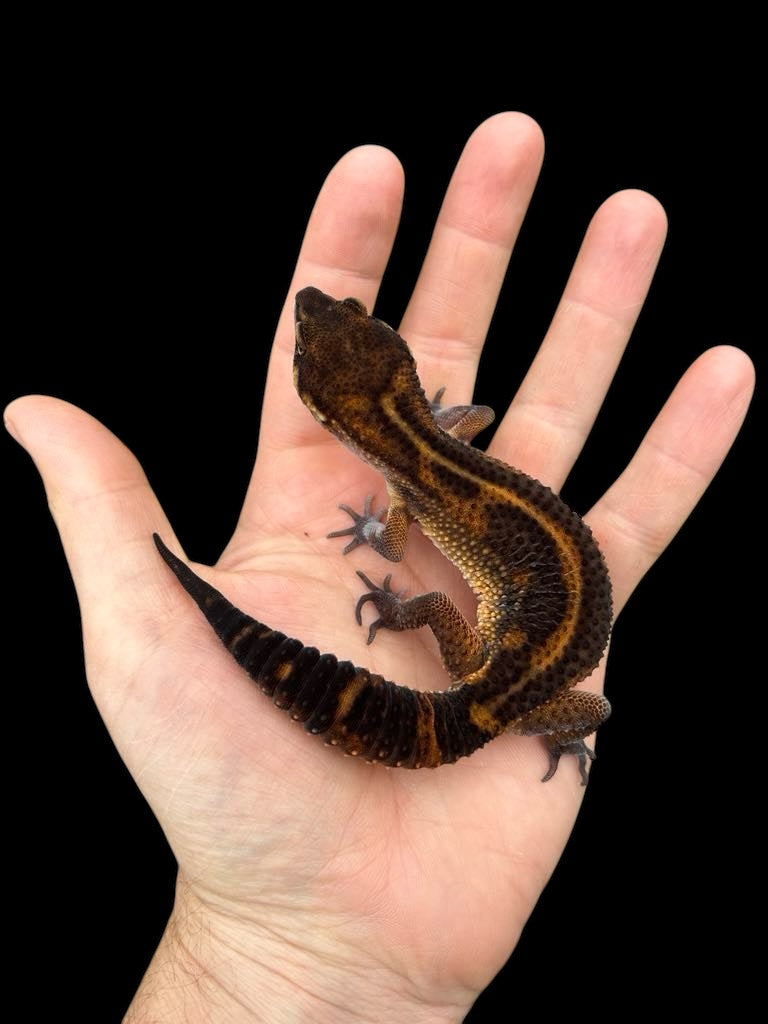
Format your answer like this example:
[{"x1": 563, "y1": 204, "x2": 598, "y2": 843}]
[{"x1": 153, "y1": 534, "x2": 492, "y2": 768}]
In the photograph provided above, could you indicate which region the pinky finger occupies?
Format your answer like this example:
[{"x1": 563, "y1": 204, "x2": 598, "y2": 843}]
[{"x1": 588, "y1": 345, "x2": 754, "y2": 615}]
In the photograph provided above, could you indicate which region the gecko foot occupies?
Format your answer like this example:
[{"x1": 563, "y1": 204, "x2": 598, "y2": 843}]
[
  {"x1": 428, "y1": 387, "x2": 495, "y2": 442},
  {"x1": 327, "y1": 496, "x2": 385, "y2": 554},
  {"x1": 354, "y1": 571, "x2": 408, "y2": 645},
  {"x1": 542, "y1": 738, "x2": 596, "y2": 786}
]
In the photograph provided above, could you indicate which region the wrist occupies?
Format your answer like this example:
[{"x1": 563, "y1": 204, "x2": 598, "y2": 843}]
[{"x1": 124, "y1": 881, "x2": 472, "y2": 1023}]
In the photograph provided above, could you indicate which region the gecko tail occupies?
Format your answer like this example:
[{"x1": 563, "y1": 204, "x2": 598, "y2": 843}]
[
  {"x1": 153, "y1": 532, "x2": 289, "y2": 668},
  {"x1": 152, "y1": 534, "x2": 493, "y2": 768}
]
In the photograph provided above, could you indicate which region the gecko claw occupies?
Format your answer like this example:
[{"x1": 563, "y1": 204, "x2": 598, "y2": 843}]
[
  {"x1": 542, "y1": 739, "x2": 596, "y2": 786},
  {"x1": 354, "y1": 571, "x2": 407, "y2": 642}
]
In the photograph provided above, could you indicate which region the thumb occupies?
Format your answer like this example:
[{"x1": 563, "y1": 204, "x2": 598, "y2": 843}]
[
  {"x1": 4, "y1": 394, "x2": 175, "y2": 706},
  {"x1": 5, "y1": 393, "x2": 170, "y2": 583}
]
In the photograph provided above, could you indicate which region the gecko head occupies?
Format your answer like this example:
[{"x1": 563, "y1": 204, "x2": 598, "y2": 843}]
[{"x1": 293, "y1": 286, "x2": 420, "y2": 444}]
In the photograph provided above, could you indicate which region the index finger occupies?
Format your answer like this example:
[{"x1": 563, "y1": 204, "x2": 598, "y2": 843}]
[{"x1": 260, "y1": 144, "x2": 405, "y2": 457}]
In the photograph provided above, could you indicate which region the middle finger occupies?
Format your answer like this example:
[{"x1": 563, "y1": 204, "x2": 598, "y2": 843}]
[{"x1": 398, "y1": 111, "x2": 545, "y2": 405}]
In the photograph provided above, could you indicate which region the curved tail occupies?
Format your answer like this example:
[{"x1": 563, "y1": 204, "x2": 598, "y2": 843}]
[{"x1": 153, "y1": 534, "x2": 492, "y2": 767}]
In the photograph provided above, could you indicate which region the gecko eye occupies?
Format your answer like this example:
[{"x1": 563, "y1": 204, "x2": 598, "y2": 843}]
[{"x1": 341, "y1": 297, "x2": 368, "y2": 316}]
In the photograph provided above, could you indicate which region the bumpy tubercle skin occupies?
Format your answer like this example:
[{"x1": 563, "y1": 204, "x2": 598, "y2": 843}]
[{"x1": 154, "y1": 286, "x2": 613, "y2": 783}]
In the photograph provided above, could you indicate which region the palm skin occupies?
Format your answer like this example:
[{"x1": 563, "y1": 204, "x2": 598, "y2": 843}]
[{"x1": 5, "y1": 113, "x2": 754, "y2": 1022}]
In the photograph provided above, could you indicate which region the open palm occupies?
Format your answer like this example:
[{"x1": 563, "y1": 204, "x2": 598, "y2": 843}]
[{"x1": 6, "y1": 113, "x2": 753, "y2": 1022}]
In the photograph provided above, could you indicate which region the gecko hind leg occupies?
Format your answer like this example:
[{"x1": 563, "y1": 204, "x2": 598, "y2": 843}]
[
  {"x1": 354, "y1": 571, "x2": 486, "y2": 679},
  {"x1": 511, "y1": 689, "x2": 612, "y2": 785}
]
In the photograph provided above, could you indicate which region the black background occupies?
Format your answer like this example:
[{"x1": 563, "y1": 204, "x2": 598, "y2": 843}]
[{"x1": 6, "y1": 49, "x2": 760, "y2": 1023}]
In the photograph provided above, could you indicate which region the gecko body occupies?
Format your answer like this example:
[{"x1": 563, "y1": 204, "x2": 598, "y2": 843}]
[{"x1": 155, "y1": 287, "x2": 612, "y2": 782}]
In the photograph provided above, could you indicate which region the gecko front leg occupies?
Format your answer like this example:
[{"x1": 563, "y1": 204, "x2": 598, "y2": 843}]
[
  {"x1": 428, "y1": 388, "x2": 495, "y2": 442},
  {"x1": 328, "y1": 492, "x2": 411, "y2": 562}
]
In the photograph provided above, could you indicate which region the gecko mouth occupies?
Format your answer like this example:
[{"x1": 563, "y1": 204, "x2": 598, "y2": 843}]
[{"x1": 299, "y1": 389, "x2": 327, "y2": 423}]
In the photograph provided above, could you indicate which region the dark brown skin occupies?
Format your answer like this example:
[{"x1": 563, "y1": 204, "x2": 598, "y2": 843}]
[{"x1": 156, "y1": 286, "x2": 613, "y2": 782}]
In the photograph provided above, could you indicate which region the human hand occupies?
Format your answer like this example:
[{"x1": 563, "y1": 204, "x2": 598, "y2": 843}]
[{"x1": 5, "y1": 112, "x2": 754, "y2": 1023}]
